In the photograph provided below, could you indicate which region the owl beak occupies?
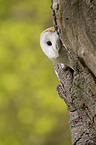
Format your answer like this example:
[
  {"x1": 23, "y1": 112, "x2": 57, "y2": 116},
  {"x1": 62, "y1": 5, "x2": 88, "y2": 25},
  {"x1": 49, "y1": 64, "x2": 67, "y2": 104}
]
[
  {"x1": 58, "y1": 49, "x2": 61, "y2": 55},
  {"x1": 55, "y1": 45, "x2": 60, "y2": 55}
]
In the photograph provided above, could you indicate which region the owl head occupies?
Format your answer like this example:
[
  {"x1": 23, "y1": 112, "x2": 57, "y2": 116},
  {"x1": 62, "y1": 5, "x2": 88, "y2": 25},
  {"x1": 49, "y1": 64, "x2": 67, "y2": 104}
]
[{"x1": 40, "y1": 27, "x2": 61, "y2": 61}]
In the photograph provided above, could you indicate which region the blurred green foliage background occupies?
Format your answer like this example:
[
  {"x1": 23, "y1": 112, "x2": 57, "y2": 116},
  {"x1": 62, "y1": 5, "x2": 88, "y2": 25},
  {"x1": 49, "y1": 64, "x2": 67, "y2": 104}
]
[{"x1": 0, "y1": 0, "x2": 71, "y2": 145}]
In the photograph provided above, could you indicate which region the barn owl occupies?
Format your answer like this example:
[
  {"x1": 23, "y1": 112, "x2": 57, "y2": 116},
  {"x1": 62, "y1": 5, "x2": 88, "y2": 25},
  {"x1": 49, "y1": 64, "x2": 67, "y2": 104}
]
[{"x1": 40, "y1": 27, "x2": 70, "y2": 66}]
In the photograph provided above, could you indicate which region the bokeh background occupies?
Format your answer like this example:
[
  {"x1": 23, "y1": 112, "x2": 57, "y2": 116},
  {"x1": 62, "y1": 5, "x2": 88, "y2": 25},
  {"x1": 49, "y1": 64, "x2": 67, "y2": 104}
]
[{"x1": 0, "y1": 0, "x2": 71, "y2": 145}]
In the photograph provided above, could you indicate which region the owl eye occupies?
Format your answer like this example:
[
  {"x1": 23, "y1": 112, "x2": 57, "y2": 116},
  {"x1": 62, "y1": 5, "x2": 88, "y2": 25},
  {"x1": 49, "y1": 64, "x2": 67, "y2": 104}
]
[{"x1": 47, "y1": 41, "x2": 52, "y2": 46}]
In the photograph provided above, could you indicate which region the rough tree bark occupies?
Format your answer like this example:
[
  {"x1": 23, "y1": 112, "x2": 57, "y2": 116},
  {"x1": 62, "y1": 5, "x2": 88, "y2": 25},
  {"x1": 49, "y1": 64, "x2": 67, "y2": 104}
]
[{"x1": 51, "y1": 0, "x2": 96, "y2": 144}]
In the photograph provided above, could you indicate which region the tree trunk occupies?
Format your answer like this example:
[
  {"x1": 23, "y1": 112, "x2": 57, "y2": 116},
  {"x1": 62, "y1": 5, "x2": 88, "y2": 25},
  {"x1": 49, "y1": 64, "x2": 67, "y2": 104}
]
[{"x1": 51, "y1": 0, "x2": 96, "y2": 144}]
